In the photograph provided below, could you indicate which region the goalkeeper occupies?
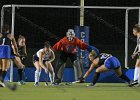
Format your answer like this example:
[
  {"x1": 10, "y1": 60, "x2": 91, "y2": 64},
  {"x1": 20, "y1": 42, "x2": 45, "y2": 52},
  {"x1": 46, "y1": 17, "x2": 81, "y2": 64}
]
[{"x1": 53, "y1": 29, "x2": 98, "y2": 85}]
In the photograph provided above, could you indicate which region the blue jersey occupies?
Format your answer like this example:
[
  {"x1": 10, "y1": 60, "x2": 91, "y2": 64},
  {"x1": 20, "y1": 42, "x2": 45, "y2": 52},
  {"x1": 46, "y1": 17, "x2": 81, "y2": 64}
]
[
  {"x1": 0, "y1": 33, "x2": 12, "y2": 47},
  {"x1": 0, "y1": 45, "x2": 11, "y2": 59},
  {"x1": 0, "y1": 33, "x2": 13, "y2": 59},
  {"x1": 98, "y1": 53, "x2": 121, "y2": 69},
  {"x1": 98, "y1": 53, "x2": 112, "y2": 66}
]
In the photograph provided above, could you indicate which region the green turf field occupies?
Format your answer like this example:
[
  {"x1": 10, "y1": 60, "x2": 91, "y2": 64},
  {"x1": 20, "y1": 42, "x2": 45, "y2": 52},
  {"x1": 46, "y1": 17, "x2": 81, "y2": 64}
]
[{"x1": 0, "y1": 82, "x2": 140, "y2": 100}]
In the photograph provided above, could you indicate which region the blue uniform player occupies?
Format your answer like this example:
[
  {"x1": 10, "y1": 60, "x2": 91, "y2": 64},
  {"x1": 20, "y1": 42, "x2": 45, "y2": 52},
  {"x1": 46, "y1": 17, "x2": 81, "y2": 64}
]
[
  {"x1": 0, "y1": 25, "x2": 25, "y2": 86},
  {"x1": 0, "y1": 25, "x2": 19, "y2": 87},
  {"x1": 78, "y1": 51, "x2": 131, "y2": 86}
]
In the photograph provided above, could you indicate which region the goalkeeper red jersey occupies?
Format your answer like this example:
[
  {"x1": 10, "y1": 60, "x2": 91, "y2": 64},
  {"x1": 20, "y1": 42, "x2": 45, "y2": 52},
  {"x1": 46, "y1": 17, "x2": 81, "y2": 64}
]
[{"x1": 53, "y1": 36, "x2": 88, "y2": 54}]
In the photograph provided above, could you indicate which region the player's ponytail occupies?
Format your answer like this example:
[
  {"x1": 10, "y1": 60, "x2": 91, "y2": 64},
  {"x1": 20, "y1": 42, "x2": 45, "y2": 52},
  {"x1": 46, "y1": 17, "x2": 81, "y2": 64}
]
[{"x1": 133, "y1": 24, "x2": 140, "y2": 32}]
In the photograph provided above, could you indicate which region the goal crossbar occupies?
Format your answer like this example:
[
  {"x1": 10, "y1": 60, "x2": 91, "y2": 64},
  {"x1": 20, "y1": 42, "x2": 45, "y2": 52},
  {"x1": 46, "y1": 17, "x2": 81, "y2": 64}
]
[{"x1": 2, "y1": 4, "x2": 140, "y2": 10}]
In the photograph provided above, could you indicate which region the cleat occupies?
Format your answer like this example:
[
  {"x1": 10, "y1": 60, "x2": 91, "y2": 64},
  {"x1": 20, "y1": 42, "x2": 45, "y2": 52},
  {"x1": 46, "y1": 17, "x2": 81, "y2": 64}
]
[
  {"x1": 54, "y1": 78, "x2": 61, "y2": 84},
  {"x1": 0, "y1": 81, "x2": 6, "y2": 87},
  {"x1": 18, "y1": 80, "x2": 25, "y2": 85},
  {"x1": 45, "y1": 82, "x2": 48, "y2": 86},
  {"x1": 86, "y1": 83, "x2": 95, "y2": 87},
  {"x1": 51, "y1": 82, "x2": 59, "y2": 86},
  {"x1": 34, "y1": 82, "x2": 39, "y2": 86},
  {"x1": 135, "y1": 83, "x2": 140, "y2": 87},
  {"x1": 0, "y1": 84, "x2": 3, "y2": 87},
  {"x1": 128, "y1": 80, "x2": 138, "y2": 87}
]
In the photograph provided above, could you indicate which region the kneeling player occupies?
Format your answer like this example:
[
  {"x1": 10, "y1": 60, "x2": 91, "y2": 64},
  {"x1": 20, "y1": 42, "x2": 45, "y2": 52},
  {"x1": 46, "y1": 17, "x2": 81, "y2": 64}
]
[
  {"x1": 78, "y1": 51, "x2": 131, "y2": 86},
  {"x1": 33, "y1": 41, "x2": 55, "y2": 86}
]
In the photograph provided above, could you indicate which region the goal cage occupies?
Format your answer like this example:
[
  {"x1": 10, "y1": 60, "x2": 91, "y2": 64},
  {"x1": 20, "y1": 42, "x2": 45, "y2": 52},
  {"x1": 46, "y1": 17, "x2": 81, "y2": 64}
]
[{"x1": 1, "y1": 4, "x2": 140, "y2": 82}]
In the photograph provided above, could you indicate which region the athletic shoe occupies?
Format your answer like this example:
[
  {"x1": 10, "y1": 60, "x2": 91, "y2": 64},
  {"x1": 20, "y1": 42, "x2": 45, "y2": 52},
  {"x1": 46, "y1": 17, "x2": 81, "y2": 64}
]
[
  {"x1": 34, "y1": 82, "x2": 39, "y2": 86},
  {"x1": 54, "y1": 78, "x2": 61, "y2": 84},
  {"x1": 45, "y1": 82, "x2": 48, "y2": 86},
  {"x1": 86, "y1": 83, "x2": 96, "y2": 87},
  {"x1": 128, "y1": 80, "x2": 138, "y2": 87},
  {"x1": 0, "y1": 84, "x2": 4, "y2": 87},
  {"x1": 51, "y1": 82, "x2": 59, "y2": 86},
  {"x1": 18, "y1": 80, "x2": 25, "y2": 85},
  {"x1": 0, "y1": 81, "x2": 6, "y2": 87}
]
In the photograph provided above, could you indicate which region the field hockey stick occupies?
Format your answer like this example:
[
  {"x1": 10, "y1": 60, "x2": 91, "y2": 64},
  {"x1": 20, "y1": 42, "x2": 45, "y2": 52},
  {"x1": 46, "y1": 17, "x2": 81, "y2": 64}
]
[
  {"x1": 131, "y1": 45, "x2": 138, "y2": 59},
  {"x1": 44, "y1": 68, "x2": 49, "y2": 85},
  {"x1": 45, "y1": 72, "x2": 48, "y2": 83},
  {"x1": 72, "y1": 80, "x2": 82, "y2": 83},
  {"x1": 20, "y1": 55, "x2": 28, "y2": 81},
  {"x1": 22, "y1": 66, "x2": 28, "y2": 81},
  {"x1": 3, "y1": 81, "x2": 17, "y2": 91},
  {"x1": 65, "y1": 79, "x2": 85, "y2": 85}
]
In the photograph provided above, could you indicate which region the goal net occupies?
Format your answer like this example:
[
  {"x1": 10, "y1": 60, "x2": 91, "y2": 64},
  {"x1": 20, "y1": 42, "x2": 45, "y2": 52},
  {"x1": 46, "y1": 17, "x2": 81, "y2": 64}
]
[{"x1": 1, "y1": 5, "x2": 140, "y2": 81}]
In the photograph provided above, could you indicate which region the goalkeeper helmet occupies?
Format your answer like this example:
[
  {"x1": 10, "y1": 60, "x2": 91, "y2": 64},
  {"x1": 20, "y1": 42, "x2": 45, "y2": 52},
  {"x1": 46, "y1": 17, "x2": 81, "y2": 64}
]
[{"x1": 66, "y1": 29, "x2": 75, "y2": 41}]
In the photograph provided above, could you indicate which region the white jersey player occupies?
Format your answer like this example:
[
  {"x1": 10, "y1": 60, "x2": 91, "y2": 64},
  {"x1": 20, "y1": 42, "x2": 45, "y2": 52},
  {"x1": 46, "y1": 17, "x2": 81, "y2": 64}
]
[
  {"x1": 131, "y1": 24, "x2": 140, "y2": 86},
  {"x1": 33, "y1": 41, "x2": 55, "y2": 86}
]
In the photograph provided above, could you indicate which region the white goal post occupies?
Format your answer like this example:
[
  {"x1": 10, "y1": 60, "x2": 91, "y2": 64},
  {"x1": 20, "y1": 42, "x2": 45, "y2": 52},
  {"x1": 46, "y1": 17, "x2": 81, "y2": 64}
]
[{"x1": 1, "y1": 4, "x2": 140, "y2": 82}]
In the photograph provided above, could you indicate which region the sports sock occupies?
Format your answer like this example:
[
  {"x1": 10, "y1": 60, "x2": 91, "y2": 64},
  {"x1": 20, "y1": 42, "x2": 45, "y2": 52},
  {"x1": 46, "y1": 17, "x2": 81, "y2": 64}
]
[
  {"x1": 35, "y1": 70, "x2": 41, "y2": 83},
  {"x1": 92, "y1": 72, "x2": 100, "y2": 85},
  {"x1": 18, "y1": 69, "x2": 23, "y2": 81},
  {"x1": 137, "y1": 67, "x2": 140, "y2": 84},
  {"x1": 119, "y1": 74, "x2": 130, "y2": 83},
  {"x1": 1, "y1": 71, "x2": 7, "y2": 82},
  {"x1": 134, "y1": 67, "x2": 139, "y2": 81},
  {"x1": 49, "y1": 72, "x2": 55, "y2": 84},
  {"x1": 38, "y1": 70, "x2": 41, "y2": 82}
]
